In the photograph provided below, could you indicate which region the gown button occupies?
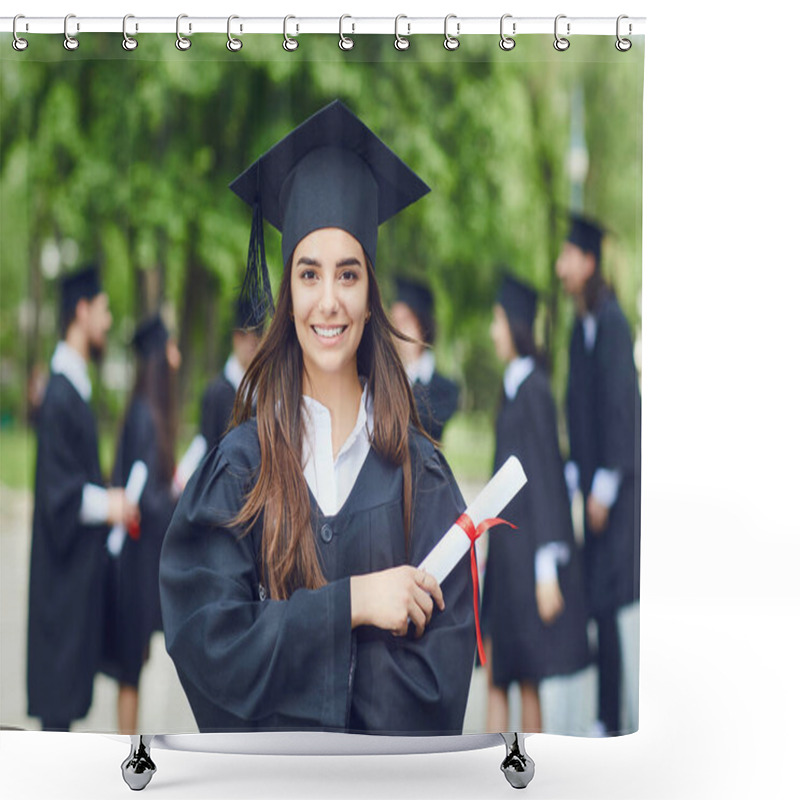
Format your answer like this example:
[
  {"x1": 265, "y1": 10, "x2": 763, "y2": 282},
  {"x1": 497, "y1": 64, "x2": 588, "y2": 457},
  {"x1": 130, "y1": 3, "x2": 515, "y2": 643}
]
[{"x1": 320, "y1": 523, "x2": 333, "y2": 543}]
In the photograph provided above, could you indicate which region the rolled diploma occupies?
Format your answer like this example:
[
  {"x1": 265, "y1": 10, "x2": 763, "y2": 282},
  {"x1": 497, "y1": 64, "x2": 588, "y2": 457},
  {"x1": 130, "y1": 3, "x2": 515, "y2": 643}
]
[
  {"x1": 173, "y1": 434, "x2": 208, "y2": 493},
  {"x1": 106, "y1": 460, "x2": 148, "y2": 558},
  {"x1": 417, "y1": 455, "x2": 527, "y2": 584}
]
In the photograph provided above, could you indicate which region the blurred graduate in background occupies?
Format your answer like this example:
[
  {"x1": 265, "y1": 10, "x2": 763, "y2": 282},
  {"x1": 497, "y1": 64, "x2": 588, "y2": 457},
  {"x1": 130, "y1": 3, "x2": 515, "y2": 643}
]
[
  {"x1": 390, "y1": 277, "x2": 459, "y2": 442},
  {"x1": 556, "y1": 215, "x2": 641, "y2": 735},
  {"x1": 199, "y1": 297, "x2": 265, "y2": 452},
  {"x1": 481, "y1": 273, "x2": 590, "y2": 733},
  {"x1": 101, "y1": 313, "x2": 182, "y2": 734},
  {"x1": 27, "y1": 265, "x2": 139, "y2": 732}
]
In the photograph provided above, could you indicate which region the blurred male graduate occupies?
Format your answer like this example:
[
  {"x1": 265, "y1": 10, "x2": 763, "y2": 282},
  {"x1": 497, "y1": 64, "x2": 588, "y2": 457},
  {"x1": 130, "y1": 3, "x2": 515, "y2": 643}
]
[{"x1": 26, "y1": 265, "x2": 138, "y2": 731}]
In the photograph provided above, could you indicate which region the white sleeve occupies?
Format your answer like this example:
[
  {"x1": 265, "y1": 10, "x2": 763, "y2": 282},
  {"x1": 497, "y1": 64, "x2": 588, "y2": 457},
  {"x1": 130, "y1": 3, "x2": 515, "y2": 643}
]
[
  {"x1": 590, "y1": 468, "x2": 622, "y2": 508},
  {"x1": 79, "y1": 483, "x2": 109, "y2": 525},
  {"x1": 535, "y1": 542, "x2": 570, "y2": 584},
  {"x1": 564, "y1": 460, "x2": 580, "y2": 500}
]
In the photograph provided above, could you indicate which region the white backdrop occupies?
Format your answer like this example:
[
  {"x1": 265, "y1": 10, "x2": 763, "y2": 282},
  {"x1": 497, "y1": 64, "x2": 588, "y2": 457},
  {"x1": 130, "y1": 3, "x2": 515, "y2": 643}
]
[{"x1": 2, "y1": 1, "x2": 798, "y2": 798}]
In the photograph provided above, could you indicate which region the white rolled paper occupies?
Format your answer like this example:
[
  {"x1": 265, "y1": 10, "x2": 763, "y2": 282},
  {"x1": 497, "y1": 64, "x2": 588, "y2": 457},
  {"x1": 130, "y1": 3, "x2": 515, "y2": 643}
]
[
  {"x1": 417, "y1": 455, "x2": 527, "y2": 584},
  {"x1": 106, "y1": 460, "x2": 148, "y2": 558},
  {"x1": 172, "y1": 434, "x2": 208, "y2": 495}
]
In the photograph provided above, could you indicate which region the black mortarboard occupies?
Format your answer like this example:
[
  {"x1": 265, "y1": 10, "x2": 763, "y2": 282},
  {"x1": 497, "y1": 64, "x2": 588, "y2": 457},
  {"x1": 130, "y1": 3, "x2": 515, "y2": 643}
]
[
  {"x1": 567, "y1": 214, "x2": 604, "y2": 262},
  {"x1": 60, "y1": 264, "x2": 102, "y2": 322},
  {"x1": 132, "y1": 314, "x2": 168, "y2": 358},
  {"x1": 229, "y1": 99, "x2": 431, "y2": 319},
  {"x1": 234, "y1": 293, "x2": 265, "y2": 334},
  {"x1": 497, "y1": 272, "x2": 538, "y2": 330},
  {"x1": 394, "y1": 277, "x2": 434, "y2": 322}
]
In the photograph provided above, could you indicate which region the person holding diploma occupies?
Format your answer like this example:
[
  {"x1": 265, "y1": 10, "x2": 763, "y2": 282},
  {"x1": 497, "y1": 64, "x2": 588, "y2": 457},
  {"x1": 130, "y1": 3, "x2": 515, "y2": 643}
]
[
  {"x1": 481, "y1": 273, "x2": 590, "y2": 733},
  {"x1": 27, "y1": 265, "x2": 139, "y2": 732},
  {"x1": 160, "y1": 100, "x2": 475, "y2": 735},
  {"x1": 390, "y1": 277, "x2": 460, "y2": 441},
  {"x1": 200, "y1": 297, "x2": 264, "y2": 451},
  {"x1": 556, "y1": 214, "x2": 641, "y2": 735},
  {"x1": 101, "y1": 313, "x2": 181, "y2": 734}
]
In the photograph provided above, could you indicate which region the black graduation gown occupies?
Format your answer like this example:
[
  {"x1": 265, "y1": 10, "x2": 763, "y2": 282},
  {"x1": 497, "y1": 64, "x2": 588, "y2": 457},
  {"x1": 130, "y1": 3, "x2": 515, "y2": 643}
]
[
  {"x1": 200, "y1": 372, "x2": 236, "y2": 451},
  {"x1": 26, "y1": 374, "x2": 108, "y2": 723},
  {"x1": 159, "y1": 421, "x2": 475, "y2": 735},
  {"x1": 566, "y1": 293, "x2": 642, "y2": 617},
  {"x1": 413, "y1": 372, "x2": 459, "y2": 441},
  {"x1": 481, "y1": 369, "x2": 590, "y2": 687},
  {"x1": 101, "y1": 396, "x2": 177, "y2": 686}
]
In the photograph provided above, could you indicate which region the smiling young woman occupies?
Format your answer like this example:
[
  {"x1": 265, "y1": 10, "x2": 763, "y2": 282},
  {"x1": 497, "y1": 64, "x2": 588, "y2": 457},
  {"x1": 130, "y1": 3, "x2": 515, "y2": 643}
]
[{"x1": 159, "y1": 100, "x2": 475, "y2": 736}]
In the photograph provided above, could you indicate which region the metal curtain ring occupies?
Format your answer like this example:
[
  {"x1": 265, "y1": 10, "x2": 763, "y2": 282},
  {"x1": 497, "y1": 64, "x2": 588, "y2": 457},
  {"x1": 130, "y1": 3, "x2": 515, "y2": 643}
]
[
  {"x1": 553, "y1": 14, "x2": 570, "y2": 51},
  {"x1": 122, "y1": 14, "x2": 138, "y2": 51},
  {"x1": 12, "y1": 15, "x2": 29, "y2": 51},
  {"x1": 64, "y1": 13, "x2": 79, "y2": 51},
  {"x1": 394, "y1": 14, "x2": 410, "y2": 51},
  {"x1": 283, "y1": 15, "x2": 299, "y2": 51},
  {"x1": 339, "y1": 15, "x2": 354, "y2": 50},
  {"x1": 176, "y1": 14, "x2": 191, "y2": 50},
  {"x1": 499, "y1": 14, "x2": 515, "y2": 51},
  {"x1": 227, "y1": 15, "x2": 243, "y2": 51},
  {"x1": 616, "y1": 14, "x2": 632, "y2": 51},
  {"x1": 444, "y1": 14, "x2": 460, "y2": 51}
]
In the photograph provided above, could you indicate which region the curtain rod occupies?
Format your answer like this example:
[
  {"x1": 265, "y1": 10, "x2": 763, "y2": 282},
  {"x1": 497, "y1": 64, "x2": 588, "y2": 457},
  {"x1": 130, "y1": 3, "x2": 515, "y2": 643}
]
[{"x1": 1, "y1": 15, "x2": 646, "y2": 38}]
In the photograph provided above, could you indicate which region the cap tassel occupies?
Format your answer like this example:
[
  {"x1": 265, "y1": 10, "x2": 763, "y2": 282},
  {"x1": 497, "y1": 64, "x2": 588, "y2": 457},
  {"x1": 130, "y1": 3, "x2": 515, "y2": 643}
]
[{"x1": 240, "y1": 196, "x2": 274, "y2": 323}]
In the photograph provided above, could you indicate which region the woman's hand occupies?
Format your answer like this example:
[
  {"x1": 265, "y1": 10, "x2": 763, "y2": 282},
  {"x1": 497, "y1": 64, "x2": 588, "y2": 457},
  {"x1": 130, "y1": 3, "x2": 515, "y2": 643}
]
[
  {"x1": 536, "y1": 578, "x2": 565, "y2": 625},
  {"x1": 351, "y1": 566, "x2": 444, "y2": 638},
  {"x1": 586, "y1": 493, "x2": 610, "y2": 534}
]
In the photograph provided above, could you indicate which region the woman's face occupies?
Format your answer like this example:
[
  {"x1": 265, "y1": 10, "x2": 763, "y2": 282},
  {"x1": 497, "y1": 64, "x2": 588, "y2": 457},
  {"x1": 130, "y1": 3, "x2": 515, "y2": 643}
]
[
  {"x1": 290, "y1": 227, "x2": 369, "y2": 385},
  {"x1": 556, "y1": 241, "x2": 595, "y2": 298},
  {"x1": 490, "y1": 304, "x2": 516, "y2": 364}
]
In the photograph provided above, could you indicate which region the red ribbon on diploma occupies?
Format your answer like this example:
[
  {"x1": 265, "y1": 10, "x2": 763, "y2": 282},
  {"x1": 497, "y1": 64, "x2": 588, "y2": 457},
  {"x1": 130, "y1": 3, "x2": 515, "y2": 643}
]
[
  {"x1": 127, "y1": 520, "x2": 141, "y2": 541},
  {"x1": 454, "y1": 513, "x2": 517, "y2": 666}
]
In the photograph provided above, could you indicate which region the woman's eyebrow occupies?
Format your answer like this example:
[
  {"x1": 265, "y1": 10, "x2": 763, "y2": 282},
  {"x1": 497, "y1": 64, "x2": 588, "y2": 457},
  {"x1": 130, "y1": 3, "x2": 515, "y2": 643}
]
[
  {"x1": 296, "y1": 256, "x2": 320, "y2": 267},
  {"x1": 336, "y1": 257, "x2": 363, "y2": 268}
]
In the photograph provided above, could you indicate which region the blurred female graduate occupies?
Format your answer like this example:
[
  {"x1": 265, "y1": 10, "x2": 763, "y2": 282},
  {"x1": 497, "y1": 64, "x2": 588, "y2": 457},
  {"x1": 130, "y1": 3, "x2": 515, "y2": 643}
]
[
  {"x1": 102, "y1": 314, "x2": 181, "y2": 734},
  {"x1": 481, "y1": 274, "x2": 590, "y2": 733},
  {"x1": 159, "y1": 100, "x2": 475, "y2": 735}
]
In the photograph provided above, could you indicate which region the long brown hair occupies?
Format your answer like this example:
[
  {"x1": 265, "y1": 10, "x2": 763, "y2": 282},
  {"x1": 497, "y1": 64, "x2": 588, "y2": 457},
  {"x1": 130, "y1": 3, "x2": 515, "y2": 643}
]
[
  {"x1": 231, "y1": 255, "x2": 431, "y2": 600},
  {"x1": 130, "y1": 346, "x2": 177, "y2": 484}
]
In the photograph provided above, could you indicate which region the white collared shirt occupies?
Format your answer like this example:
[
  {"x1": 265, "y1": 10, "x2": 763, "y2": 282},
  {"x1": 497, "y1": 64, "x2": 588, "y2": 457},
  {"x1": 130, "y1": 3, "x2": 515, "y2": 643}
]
[
  {"x1": 50, "y1": 341, "x2": 92, "y2": 402},
  {"x1": 406, "y1": 349, "x2": 436, "y2": 387},
  {"x1": 223, "y1": 353, "x2": 246, "y2": 392},
  {"x1": 301, "y1": 383, "x2": 374, "y2": 516},
  {"x1": 503, "y1": 356, "x2": 535, "y2": 401},
  {"x1": 50, "y1": 342, "x2": 109, "y2": 525}
]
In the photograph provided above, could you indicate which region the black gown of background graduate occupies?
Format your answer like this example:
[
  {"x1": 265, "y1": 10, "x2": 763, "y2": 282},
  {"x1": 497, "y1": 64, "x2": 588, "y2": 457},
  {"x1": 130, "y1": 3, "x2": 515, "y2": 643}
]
[
  {"x1": 200, "y1": 371, "x2": 236, "y2": 451},
  {"x1": 160, "y1": 421, "x2": 475, "y2": 735},
  {"x1": 101, "y1": 396, "x2": 177, "y2": 687},
  {"x1": 413, "y1": 372, "x2": 459, "y2": 442},
  {"x1": 27, "y1": 374, "x2": 108, "y2": 724},
  {"x1": 482, "y1": 368, "x2": 590, "y2": 687},
  {"x1": 567, "y1": 289, "x2": 641, "y2": 618}
]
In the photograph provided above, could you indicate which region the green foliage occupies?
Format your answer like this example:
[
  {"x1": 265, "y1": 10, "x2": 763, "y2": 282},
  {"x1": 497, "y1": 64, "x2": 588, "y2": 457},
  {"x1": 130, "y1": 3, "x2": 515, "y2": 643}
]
[{"x1": 1, "y1": 33, "x2": 643, "y2": 433}]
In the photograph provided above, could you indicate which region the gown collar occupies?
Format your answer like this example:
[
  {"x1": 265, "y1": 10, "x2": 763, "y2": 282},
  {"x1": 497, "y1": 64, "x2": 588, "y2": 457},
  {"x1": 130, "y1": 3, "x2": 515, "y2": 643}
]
[{"x1": 50, "y1": 341, "x2": 92, "y2": 401}]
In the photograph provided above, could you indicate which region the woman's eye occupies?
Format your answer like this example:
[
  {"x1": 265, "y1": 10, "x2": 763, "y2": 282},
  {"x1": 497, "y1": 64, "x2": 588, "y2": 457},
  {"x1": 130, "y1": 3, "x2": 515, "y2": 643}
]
[
  {"x1": 300, "y1": 269, "x2": 317, "y2": 281},
  {"x1": 340, "y1": 270, "x2": 358, "y2": 283}
]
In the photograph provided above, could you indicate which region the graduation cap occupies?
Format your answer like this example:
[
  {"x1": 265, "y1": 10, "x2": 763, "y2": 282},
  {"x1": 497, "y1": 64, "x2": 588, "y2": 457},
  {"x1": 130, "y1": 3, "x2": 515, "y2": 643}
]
[
  {"x1": 394, "y1": 277, "x2": 434, "y2": 322},
  {"x1": 132, "y1": 314, "x2": 168, "y2": 358},
  {"x1": 497, "y1": 272, "x2": 538, "y2": 330},
  {"x1": 60, "y1": 264, "x2": 102, "y2": 322},
  {"x1": 229, "y1": 99, "x2": 431, "y2": 320},
  {"x1": 567, "y1": 213, "x2": 605, "y2": 262}
]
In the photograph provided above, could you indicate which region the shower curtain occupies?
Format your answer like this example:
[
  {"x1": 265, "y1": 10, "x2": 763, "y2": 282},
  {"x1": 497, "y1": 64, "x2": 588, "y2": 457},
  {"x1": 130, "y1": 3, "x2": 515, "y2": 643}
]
[{"x1": 0, "y1": 28, "x2": 643, "y2": 740}]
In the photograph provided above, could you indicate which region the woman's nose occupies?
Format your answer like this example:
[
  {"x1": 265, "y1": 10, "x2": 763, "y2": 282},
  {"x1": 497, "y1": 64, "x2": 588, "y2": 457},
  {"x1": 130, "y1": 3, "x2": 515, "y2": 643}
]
[{"x1": 318, "y1": 276, "x2": 340, "y2": 315}]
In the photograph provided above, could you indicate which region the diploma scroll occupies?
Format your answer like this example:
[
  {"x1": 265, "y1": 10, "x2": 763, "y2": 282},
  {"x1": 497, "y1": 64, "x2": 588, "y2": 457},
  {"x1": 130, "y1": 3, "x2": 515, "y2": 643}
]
[
  {"x1": 417, "y1": 456, "x2": 527, "y2": 583},
  {"x1": 172, "y1": 434, "x2": 208, "y2": 497},
  {"x1": 106, "y1": 460, "x2": 148, "y2": 558}
]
